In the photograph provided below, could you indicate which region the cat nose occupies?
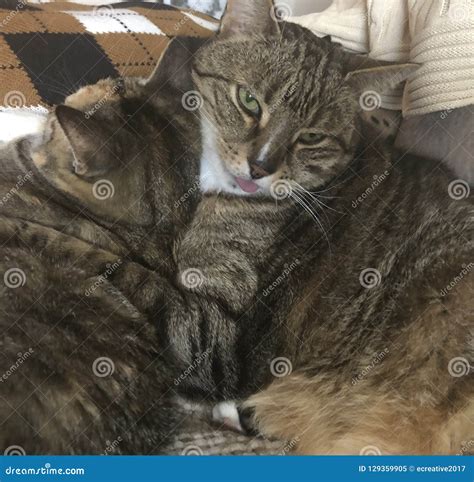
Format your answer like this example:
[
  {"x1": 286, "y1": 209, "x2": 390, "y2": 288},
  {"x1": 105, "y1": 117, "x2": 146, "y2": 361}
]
[{"x1": 249, "y1": 161, "x2": 275, "y2": 179}]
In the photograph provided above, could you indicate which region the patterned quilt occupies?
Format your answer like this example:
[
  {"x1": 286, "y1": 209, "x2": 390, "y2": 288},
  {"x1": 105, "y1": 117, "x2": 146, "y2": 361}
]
[{"x1": 0, "y1": 0, "x2": 217, "y2": 141}]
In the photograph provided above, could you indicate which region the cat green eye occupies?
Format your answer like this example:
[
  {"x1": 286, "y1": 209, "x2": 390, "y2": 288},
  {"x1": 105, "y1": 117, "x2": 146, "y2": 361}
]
[
  {"x1": 237, "y1": 87, "x2": 261, "y2": 118},
  {"x1": 298, "y1": 132, "x2": 325, "y2": 145}
]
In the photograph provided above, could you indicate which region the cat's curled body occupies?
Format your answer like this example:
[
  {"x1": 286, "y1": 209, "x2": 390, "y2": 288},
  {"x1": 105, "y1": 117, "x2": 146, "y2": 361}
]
[
  {"x1": 171, "y1": 0, "x2": 473, "y2": 454},
  {"x1": 0, "y1": 40, "x2": 206, "y2": 454}
]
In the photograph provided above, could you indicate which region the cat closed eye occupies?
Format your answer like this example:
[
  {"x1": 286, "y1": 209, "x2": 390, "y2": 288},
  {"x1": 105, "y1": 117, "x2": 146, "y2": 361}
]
[
  {"x1": 297, "y1": 132, "x2": 326, "y2": 145},
  {"x1": 237, "y1": 86, "x2": 261, "y2": 118}
]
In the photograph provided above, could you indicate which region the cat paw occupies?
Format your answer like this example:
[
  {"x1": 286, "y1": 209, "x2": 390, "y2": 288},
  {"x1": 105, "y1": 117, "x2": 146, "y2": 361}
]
[
  {"x1": 212, "y1": 402, "x2": 259, "y2": 435},
  {"x1": 212, "y1": 401, "x2": 243, "y2": 433}
]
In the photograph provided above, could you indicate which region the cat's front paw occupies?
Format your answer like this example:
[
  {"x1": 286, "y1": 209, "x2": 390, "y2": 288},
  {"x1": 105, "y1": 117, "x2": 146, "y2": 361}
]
[{"x1": 212, "y1": 401, "x2": 258, "y2": 435}]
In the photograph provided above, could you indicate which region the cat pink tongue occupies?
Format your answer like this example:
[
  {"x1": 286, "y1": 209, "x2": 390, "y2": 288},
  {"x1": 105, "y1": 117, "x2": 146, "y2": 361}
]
[{"x1": 235, "y1": 177, "x2": 259, "y2": 193}]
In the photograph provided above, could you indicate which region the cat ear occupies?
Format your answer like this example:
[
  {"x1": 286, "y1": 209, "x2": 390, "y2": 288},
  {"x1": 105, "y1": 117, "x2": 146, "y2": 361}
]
[
  {"x1": 219, "y1": 0, "x2": 280, "y2": 38},
  {"x1": 344, "y1": 56, "x2": 419, "y2": 93},
  {"x1": 146, "y1": 37, "x2": 208, "y2": 94},
  {"x1": 55, "y1": 105, "x2": 117, "y2": 178}
]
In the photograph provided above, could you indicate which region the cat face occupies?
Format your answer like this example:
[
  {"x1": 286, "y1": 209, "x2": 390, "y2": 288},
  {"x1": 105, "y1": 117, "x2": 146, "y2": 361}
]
[{"x1": 193, "y1": 0, "x2": 416, "y2": 198}]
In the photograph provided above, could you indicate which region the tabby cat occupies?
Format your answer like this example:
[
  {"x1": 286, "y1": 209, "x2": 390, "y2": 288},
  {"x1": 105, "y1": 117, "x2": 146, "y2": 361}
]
[
  {"x1": 172, "y1": 0, "x2": 473, "y2": 454},
  {"x1": 0, "y1": 38, "x2": 206, "y2": 454}
]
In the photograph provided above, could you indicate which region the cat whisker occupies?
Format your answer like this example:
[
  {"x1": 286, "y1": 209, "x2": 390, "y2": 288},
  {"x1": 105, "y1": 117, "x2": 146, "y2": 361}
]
[
  {"x1": 289, "y1": 191, "x2": 331, "y2": 252},
  {"x1": 293, "y1": 182, "x2": 344, "y2": 215},
  {"x1": 293, "y1": 187, "x2": 331, "y2": 226}
]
